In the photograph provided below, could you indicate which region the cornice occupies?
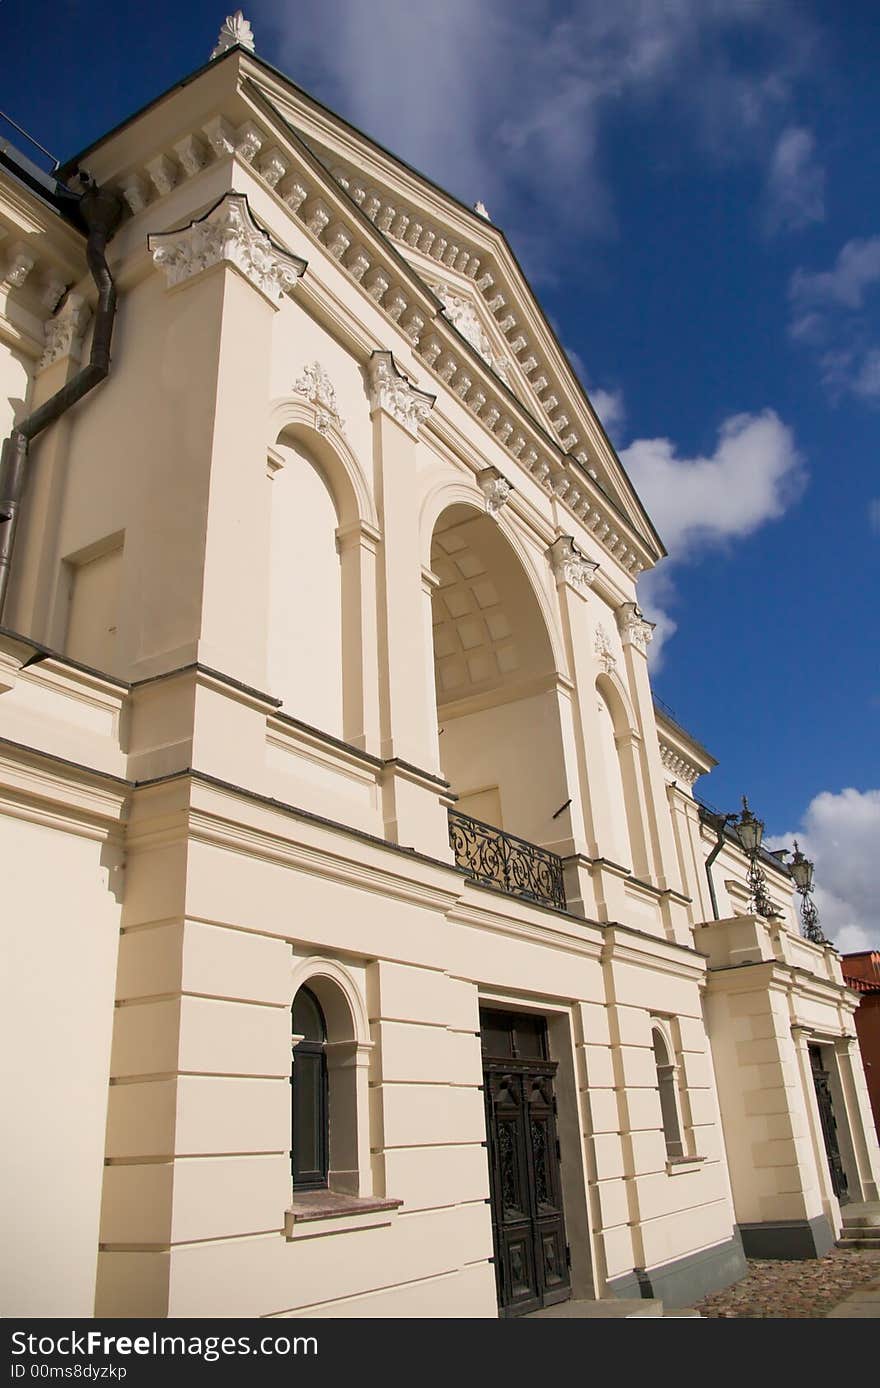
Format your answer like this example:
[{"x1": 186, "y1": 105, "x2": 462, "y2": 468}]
[{"x1": 0, "y1": 738, "x2": 129, "y2": 835}]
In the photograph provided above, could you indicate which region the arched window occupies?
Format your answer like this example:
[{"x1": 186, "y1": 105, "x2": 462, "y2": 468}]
[
  {"x1": 291, "y1": 986, "x2": 329, "y2": 1190},
  {"x1": 652, "y1": 1026, "x2": 684, "y2": 1159}
]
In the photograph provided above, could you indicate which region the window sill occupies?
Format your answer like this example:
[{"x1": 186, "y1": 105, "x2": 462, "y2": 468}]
[
  {"x1": 665, "y1": 1156, "x2": 706, "y2": 1176},
  {"x1": 284, "y1": 1190, "x2": 403, "y2": 1240}
]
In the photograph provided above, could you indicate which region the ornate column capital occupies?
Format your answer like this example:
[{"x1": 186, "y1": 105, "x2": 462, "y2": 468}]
[
  {"x1": 365, "y1": 350, "x2": 435, "y2": 438},
  {"x1": 476, "y1": 465, "x2": 513, "y2": 517},
  {"x1": 39, "y1": 293, "x2": 90, "y2": 371},
  {"x1": 148, "y1": 192, "x2": 307, "y2": 307},
  {"x1": 547, "y1": 535, "x2": 598, "y2": 593},
  {"x1": 616, "y1": 600, "x2": 655, "y2": 654}
]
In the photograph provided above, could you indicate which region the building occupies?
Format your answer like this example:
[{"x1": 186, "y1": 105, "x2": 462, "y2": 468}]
[
  {"x1": 2, "y1": 14, "x2": 878, "y2": 1319},
  {"x1": 841, "y1": 954, "x2": 880, "y2": 1141}
]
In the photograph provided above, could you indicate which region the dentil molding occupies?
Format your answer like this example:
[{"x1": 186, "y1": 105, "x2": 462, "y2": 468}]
[
  {"x1": 617, "y1": 600, "x2": 655, "y2": 654},
  {"x1": 659, "y1": 742, "x2": 702, "y2": 787},
  {"x1": 148, "y1": 193, "x2": 307, "y2": 307},
  {"x1": 366, "y1": 351, "x2": 435, "y2": 438},
  {"x1": 547, "y1": 535, "x2": 599, "y2": 593}
]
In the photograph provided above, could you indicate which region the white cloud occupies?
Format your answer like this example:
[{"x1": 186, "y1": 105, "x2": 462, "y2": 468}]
[
  {"x1": 853, "y1": 348, "x2": 880, "y2": 401},
  {"x1": 255, "y1": 0, "x2": 818, "y2": 252},
  {"x1": 636, "y1": 566, "x2": 678, "y2": 670},
  {"x1": 762, "y1": 126, "x2": 825, "y2": 234},
  {"x1": 766, "y1": 789, "x2": 880, "y2": 949},
  {"x1": 869, "y1": 498, "x2": 880, "y2": 534},
  {"x1": 791, "y1": 236, "x2": 880, "y2": 311},
  {"x1": 789, "y1": 237, "x2": 880, "y2": 402},
  {"x1": 624, "y1": 410, "x2": 804, "y2": 666},
  {"x1": 622, "y1": 409, "x2": 803, "y2": 556},
  {"x1": 589, "y1": 386, "x2": 625, "y2": 435}
]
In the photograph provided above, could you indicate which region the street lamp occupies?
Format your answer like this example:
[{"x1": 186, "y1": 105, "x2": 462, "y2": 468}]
[
  {"x1": 789, "y1": 840, "x2": 828, "y2": 945},
  {"x1": 735, "y1": 796, "x2": 777, "y2": 918}
]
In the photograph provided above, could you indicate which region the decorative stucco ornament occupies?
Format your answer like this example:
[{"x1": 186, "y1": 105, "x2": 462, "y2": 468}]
[
  {"x1": 3, "y1": 245, "x2": 35, "y2": 288},
  {"x1": 546, "y1": 535, "x2": 599, "y2": 593},
  {"x1": 616, "y1": 600, "x2": 655, "y2": 654},
  {"x1": 148, "y1": 193, "x2": 306, "y2": 307},
  {"x1": 39, "y1": 293, "x2": 90, "y2": 371},
  {"x1": 430, "y1": 281, "x2": 511, "y2": 385},
  {"x1": 594, "y1": 623, "x2": 616, "y2": 674},
  {"x1": 477, "y1": 466, "x2": 513, "y2": 517},
  {"x1": 293, "y1": 361, "x2": 345, "y2": 435},
  {"x1": 366, "y1": 351, "x2": 435, "y2": 438},
  {"x1": 211, "y1": 10, "x2": 255, "y2": 59}
]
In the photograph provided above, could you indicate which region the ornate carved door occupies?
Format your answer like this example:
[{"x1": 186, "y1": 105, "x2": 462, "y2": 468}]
[
  {"x1": 809, "y1": 1044, "x2": 849, "y2": 1202},
  {"x1": 481, "y1": 1009, "x2": 570, "y2": 1317}
]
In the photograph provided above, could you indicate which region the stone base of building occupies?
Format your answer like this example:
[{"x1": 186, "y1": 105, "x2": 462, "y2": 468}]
[
  {"x1": 607, "y1": 1233, "x2": 747, "y2": 1307},
  {"x1": 737, "y1": 1214, "x2": 835, "y2": 1259}
]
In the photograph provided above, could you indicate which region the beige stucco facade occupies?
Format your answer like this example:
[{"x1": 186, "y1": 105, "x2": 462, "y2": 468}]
[{"x1": 1, "y1": 38, "x2": 878, "y2": 1319}]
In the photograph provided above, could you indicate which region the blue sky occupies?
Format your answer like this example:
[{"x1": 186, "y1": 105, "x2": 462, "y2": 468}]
[{"x1": 2, "y1": 1, "x2": 878, "y2": 945}]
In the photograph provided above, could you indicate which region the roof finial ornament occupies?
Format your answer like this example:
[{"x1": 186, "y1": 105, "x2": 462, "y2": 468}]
[
  {"x1": 211, "y1": 10, "x2": 256, "y2": 59},
  {"x1": 474, "y1": 201, "x2": 491, "y2": 221}
]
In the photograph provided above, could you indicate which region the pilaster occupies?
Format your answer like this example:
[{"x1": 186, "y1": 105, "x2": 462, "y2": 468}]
[
  {"x1": 367, "y1": 351, "x2": 450, "y2": 858},
  {"x1": 546, "y1": 536, "x2": 603, "y2": 919},
  {"x1": 617, "y1": 602, "x2": 688, "y2": 933}
]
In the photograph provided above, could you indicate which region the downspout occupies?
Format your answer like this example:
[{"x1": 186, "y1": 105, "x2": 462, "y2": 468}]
[
  {"x1": 704, "y1": 812, "x2": 736, "y2": 921},
  {"x1": 0, "y1": 174, "x2": 124, "y2": 623}
]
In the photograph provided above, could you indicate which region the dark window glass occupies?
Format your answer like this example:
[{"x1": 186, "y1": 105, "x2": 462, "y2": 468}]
[
  {"x1": 480, "y1": 1008, "x2": 547, "y2": 1060},
  {"x1": 293, "y1": 987, "x2": 325, "y2": 1043},
  {"x1": 291, "y1": 987, "x2": 329, "y2": 1189}
]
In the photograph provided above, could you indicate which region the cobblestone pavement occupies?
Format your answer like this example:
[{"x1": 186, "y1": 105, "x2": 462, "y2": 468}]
[{"x1": 693, "y1": 1250, "x2": 880, "y2": 1318}]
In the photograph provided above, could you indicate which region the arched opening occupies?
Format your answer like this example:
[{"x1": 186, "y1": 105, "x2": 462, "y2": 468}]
[
  {"x1": 268, "y1": 431, "x2": 343, "y2": 736},
  {"x1": 652, "y1": 1025, "x2": 684, "y2": 1159},
  {"x1": 430, "y1": 504, "x2": 570, "y2": 891},
  {"x1": 290, "y1": 963, "x2": 371, "y2": 1197}
]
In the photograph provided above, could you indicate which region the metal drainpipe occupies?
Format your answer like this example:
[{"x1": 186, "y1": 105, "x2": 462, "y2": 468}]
[
  {"x1": 0, "y1": 174, "x2": 124, "y2": 623},
  {"x1": 704, "y1": 813, "x2": 736, "y2": 921}
]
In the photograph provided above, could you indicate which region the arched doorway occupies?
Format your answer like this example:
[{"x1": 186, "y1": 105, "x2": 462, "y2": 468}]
[{"x1": 430, "y1": 504, "x2": 570, "y2": 907}]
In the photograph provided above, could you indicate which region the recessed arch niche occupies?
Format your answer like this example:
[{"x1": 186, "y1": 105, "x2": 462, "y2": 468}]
[
  {"x1": 268, "y1": 428, "x2": 344, "y2": 736},
  {"x1": 430, "y1": 503, "x2": 568, "y2": 850}
]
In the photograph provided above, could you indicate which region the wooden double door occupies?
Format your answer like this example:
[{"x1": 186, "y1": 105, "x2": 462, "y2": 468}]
[
  {"x1": 481, "y1": 1008, "x2": 571, "y2": 1317},
  {"x1": 809, "y1": 1044, "x2": 849, "y2": 1203}
]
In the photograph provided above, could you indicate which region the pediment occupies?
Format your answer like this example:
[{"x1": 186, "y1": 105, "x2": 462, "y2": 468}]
[
  {"x1": 64, "y1": 45, "x2": 662, "y2": 567},
  {"x1": 242, "y1": 64, "x2": 658, "y2": 547}
]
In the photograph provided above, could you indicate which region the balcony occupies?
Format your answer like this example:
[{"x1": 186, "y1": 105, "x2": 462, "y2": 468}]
[{"x1": 448, "y1": 808, "x2": 567, "y2": 911}]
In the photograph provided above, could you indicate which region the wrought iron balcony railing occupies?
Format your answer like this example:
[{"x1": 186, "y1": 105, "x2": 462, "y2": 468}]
[{"x1": 448, "y1": 808, "x2": 567, "y2": 911}]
